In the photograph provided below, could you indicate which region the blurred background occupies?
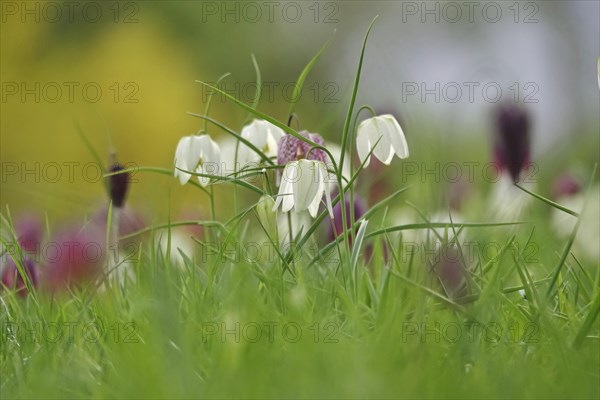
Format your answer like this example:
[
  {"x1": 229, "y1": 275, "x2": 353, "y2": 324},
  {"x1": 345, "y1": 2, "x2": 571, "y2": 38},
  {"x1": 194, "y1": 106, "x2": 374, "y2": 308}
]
[{"x1": 1, "y1": 0, "x2": 598, "y2": 225}]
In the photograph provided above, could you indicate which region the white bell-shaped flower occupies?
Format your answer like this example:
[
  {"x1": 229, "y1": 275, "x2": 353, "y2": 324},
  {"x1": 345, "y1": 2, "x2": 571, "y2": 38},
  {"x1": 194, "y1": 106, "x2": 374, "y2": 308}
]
[
  {"x1": 273, "y1": 159, "x2": 334, "y2": 218},
  {"x1": 238, "y1": 119, "x2": 285, "y2": 168},
  {"x1": 174, "y1": 134, "x2": 220, "y2": 186},
  {"x1": 356, "y1": 114, "x2": 409, "y2": 167}
]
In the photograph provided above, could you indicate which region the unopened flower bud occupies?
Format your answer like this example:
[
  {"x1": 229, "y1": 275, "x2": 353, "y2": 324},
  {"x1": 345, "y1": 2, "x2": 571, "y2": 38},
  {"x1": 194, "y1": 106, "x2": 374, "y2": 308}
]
[
  {"x1": 493, "y1": 104, "x2": 531, "y2": 183},
  {"x1": 108, "y1": 163, "x2": 129, "y2": 208}
]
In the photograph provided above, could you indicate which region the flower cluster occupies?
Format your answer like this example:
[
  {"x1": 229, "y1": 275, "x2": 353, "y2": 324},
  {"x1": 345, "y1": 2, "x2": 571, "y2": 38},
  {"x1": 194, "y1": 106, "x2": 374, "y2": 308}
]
[
  {"x1": 173, "y1": 113, "x2": 410, "y2": 231},
  {"x1": 1, "y1": 159, "x2": 144, "y2": 297}
]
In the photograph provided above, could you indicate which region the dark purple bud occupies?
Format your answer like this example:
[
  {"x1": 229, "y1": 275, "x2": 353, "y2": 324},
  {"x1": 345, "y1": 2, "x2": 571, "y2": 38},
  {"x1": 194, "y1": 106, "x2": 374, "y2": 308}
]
[
  {"x1": 108, "y1": 163, "x2": 129, "y2": 208},
  {"x1": 431, "y1": 245, "x2": 467, "y2": 300},
  {"x1": 1, "y1": 256, "x2": 39, "y2": 297},
  {"x1": 552, "y1": 174, "x2": 581, "y2": 199},
  {"x1": 493, "y1": 104, "x2": 531, "y2": 183},
  {"x1": 14, "y1": 214, "x2": 43, "y2": 253}
]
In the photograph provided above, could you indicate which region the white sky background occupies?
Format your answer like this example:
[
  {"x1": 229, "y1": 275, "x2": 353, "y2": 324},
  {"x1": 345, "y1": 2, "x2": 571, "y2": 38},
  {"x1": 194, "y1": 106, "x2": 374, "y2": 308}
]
[{"x1": 286, "y1": 0, "x2": 600, "y2": 154}]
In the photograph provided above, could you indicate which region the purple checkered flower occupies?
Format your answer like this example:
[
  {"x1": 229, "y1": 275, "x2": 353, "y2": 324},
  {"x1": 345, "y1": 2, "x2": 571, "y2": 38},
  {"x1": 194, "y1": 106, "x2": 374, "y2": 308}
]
[{"x1": 277, "y1": 131, "x2": 328, "y2": 166}]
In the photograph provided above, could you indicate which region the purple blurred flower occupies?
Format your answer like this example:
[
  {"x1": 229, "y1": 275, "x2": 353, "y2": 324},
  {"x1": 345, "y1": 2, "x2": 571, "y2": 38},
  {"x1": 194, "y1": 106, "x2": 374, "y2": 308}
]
[
  {"x1": 431, "y1": 245, "x2": 467, "y2": 300},
  {"x1": 13, "y1": 214, "x2": 44, "y2": 253},
  {"x1": 552, "y1": 174, "x2": 581, "y2": 199},
  {"x1": 92, "y1": 206, "x2": 145, "y2": 237},
  {"x1": 1, "y1": 256, "x2": 39, "y2": 297},
  {"x1": 447, "y1": 179, "x2": 471, "y2": 212},
  {"x1": 108, "y1": 163, "x2": 130, "y2": 208},
  {"x1": 493, "y1": 103, "x2": 531, "y2": 183},
  {"x1": 325, "y1": 192, "x2": 366, "y2": 245},
  {"x1": 43, "y1": 225, "x2": 105, "y2": 292}
]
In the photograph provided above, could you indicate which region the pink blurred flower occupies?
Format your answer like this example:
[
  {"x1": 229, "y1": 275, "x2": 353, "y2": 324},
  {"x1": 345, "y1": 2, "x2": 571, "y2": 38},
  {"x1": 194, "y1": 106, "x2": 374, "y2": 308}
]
[
  {"x1": 91, "y1": 205, "x2": 145, "y2": 238},
  {"x1": 325, "y1": 192, "x2": 366, "y2": 245},
  {"x1": 13, "y1": 214, "x2": 44, "y2": 253},
  {"x1": 42, "y1": 225, "x2": 105, "y2": 292},
  {"x1": 431, "y1": 245, "x2": 467, "y2": 300},
  {"x1": 552, "y1": 174, "x2": 581, "y2": 198},
  {"x1": 1, "y1": 256, "x2": 39, "y2": 297}
]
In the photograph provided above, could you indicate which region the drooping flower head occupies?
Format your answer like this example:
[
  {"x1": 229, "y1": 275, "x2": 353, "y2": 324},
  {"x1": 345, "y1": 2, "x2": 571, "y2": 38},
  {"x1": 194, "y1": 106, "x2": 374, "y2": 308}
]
[
  {"x1": 274, "y1": 131, "x2": 334, "y2": 218},
  {"x1": 356, "y1": 114, "x2": 409, "y2": 167},
  {"x1": 108, "y1": 163, "x2": 130, "y2": 208},
  {"x1": 273, "y1": 159, "x2": 333, "y2": 218},
  {"x1": 1, "y1": 256, "x2": 39, "y2": 297},
  {"x1": 174, "y1": 134, "x2": 221, "y2": 186},
  {"x1": 277, "y1": 131, "x2": 328, "y2": 167},
  {"x1": 238, "y1": 119, "x2": 285, "y2": 167},
  {"x1": 493, "y1": 104, "x2": 531, "y2": 183}
]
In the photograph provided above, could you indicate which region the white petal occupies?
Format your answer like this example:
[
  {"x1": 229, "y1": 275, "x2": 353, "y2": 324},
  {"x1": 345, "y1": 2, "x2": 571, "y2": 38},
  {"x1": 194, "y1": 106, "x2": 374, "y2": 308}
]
[
  {"x1": 368, "y1": 118, "x2": 395, "y2": 165},
  {"x1": 306, "y1": 166, "x2": 325, "y2": 218},
  {"x1": 187, "y1": 136, "x2": 205, "y2": 169},
  {"x1": 265, "y1": 123, "x2": 285, "y2": 156},
  {"x1": 380, "y1": 114, "x2": 409, "y2": 159},
  {"x1": 356, "y1": 124, "x2": 372, "y2": 168},
  {"x1": 293, "y1": 160, "x2": 321, "y2": 215},
  {"x1": 275, "y1": 162, "x2": 298, "y2": 213},
  {"x1": 240, "y1": 120, "x2": 264, "y2": 165},
  {"x1": 320, "y1": 163, "x2": 334, "y2": 218},
  {"x1": 280, "y1": 175, "x2": 295, "y2": 213},
  {"x1": 237, "y1": 125, "x2": 254, "y2": 167},
  {"x1": 251, "y1": 120, "x2": 269, "y2": 150},
  {"x1": 198, "y1": 135, "x2": 221, "y2": 177},
  {"x1": 174, "y1": 136, "x2": 201, "y2": 185},
  {"x1": 326, "y1": 143, "x2": 350, "y2": 184},
  {"x1": 196, "y1": 164, "x2": 210, "y2": 187}
]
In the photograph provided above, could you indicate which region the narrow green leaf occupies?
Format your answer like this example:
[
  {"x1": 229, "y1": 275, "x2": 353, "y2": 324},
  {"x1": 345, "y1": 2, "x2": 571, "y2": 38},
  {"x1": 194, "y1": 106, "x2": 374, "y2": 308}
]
[
  {"x1": 288, "y1": 31, "x2": 335, "y2": 117},
  {"x1": 339, "y1": 16, "x2": 378, "y2": 173},
  {"x1": 75, "y1": 121, "x2": 108, "y2": 194},
  {"x1": 351, "y1": 219, "x2": 369, "y2": 277},
  {"x1": 515, "y1": 183, "x2": 579, "y2": 217}
]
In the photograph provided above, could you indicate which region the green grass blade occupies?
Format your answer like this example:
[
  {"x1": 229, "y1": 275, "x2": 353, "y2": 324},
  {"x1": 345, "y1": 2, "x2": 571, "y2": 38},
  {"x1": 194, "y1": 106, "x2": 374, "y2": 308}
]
[
  {"x1": 573, "y1": 273, "x2": 600, "y2": 347},
  {"x1": 338, "y1": 16, "x2": 378, "y2": 172},
  {"x1": 288, "y1": 31, "x2": 335, "y2": 117},
  {"x1": 515, "y1": 183, "x2": 579, "y2": 217},
  {"x1": 365, "y1": 221, "x2": 529, "y2": 240},
  {"x1": 195, "y1": 81, "x2": 320, "y2": 149},
  {"x1": 75, "y1": 121, "x2": 108, "y2": 194},
  {"x1": 188, "y1": 113, "x2": 273, "y2": 165},
  {"x1": 104, "y1": 166, "x2": 209, "y2": 195}
]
